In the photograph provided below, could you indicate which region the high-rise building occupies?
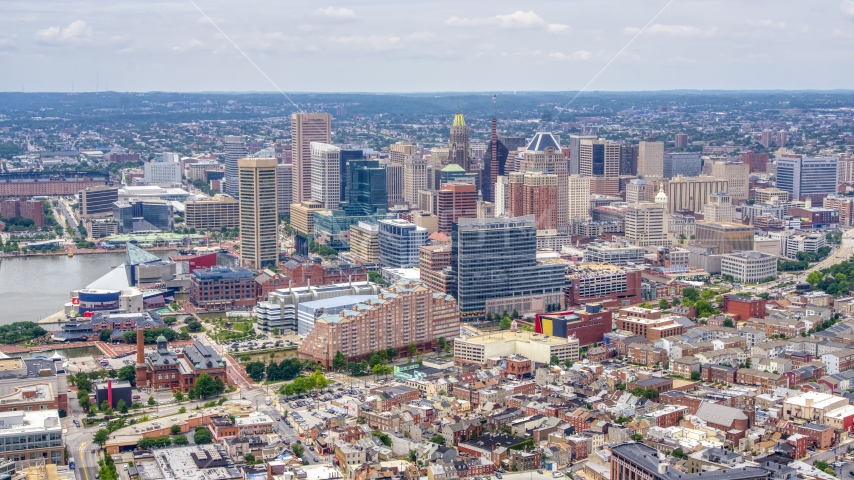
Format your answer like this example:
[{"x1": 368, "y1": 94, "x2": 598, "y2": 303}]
[
  {"x1": 674, "y1": 133, "x2": 689, "y2": 148},
  {"x1": 704, "y1": 192, "x2": 736, "y2": 223},
  {"x1": 143, "y1": 152, "x2": 182, "y2": 186},
  {"x1": 626, "y1": 178, "x2": 647, "y2": 204},
  {"x1": 310, "y1": 142, "x2": 341, "y2": 210},
  {"x1": 663, "y1": 153, "x2": 702, "y2": 178},
  {"x1": 638, "y1": 141, "x2": 664, "y2": 179},
  {"x1": 439, "y1": 164, "x2": 477, "y2": 186},
  {"x1": 385, "y1": 163, "x2": 405, "y2": 205},
  {"x1": 476, "y1": 201, "x2": 495, "y2": 219},
  {"x1": 776, "y1": 130, "x2": 788, "y2": 147},
  {"x1": 838, "y1": 157, "x2": 854, "y2": 183},
  {"x1": 276, "y1": 163, "x2": 293, "y2": 216},
  {"x1": 740, "y1": 152, "x2": 770, "y2": 173},
  {"x1": 495, "y1": 175, "x2": 509, "y2": 217},
  {"x1": 507, "y1": 170, "x2": 558, "y2": 230},
  {"x1": 711, "y1": 161, "x2": 749, "y2": 201},
  {"x1": 291, "y1": 113, "x2": 331, "y2": 204},
  {"x1": 620, "y1": 144, "x2": 639, "y2": 176},
  {"x1": 339, "y1": 149, "x2": 364, "y2": 204},
  {"x1": 760, "y1": 129, "x2": 774, "y2": 148},
  {"x1": 569, "y1": 135, "x2": 597, "y2": 175},
  {"x1": 481, "y1": 116, "x2": 508, "y2": 202},
  {"x1": 579, "y1": 139, "x2": 621, "y2": 178},
  {"x1": 665, "y1": 176, "x2": 729, "y2": 213},
  {"x1": 694, "y1": 222, "x2": 754, "y2": 254},
  {"x1": 429, "y1": 147, "x2": 450, "y2": 168},
  {"x1": 451, "y1": 216, "x2": 566, "y2": 319},
  {"x1": 437, "y1": 183, "x2": 477, "y2": 234},
  {"x1": 389, "y1": 141, "x2": 417, "y2": 165},
  {"x1": 185, "y1": 194, "x2": 239, "y2": 230},
  {"x1": 378, "y1": 219, "x2": 428, "y2": 268},
  {"x1": 343, "y1": 160, "x2": 387, "y2": 215},
  {"x1": 223, "y1": 136, "x2": 247, "y2": 196},
  {"x1": 79, "y1": 185, "x2": 119, "y2": 219},
  {"x1": 754, "y1": 187, "x2": 790, "y2": 205},
  {"x1": 567, "y1": 174, "x2": 591, "y2": 223},
  {"x1": 449, "y1": 113, "x2": 471, "y2": 170},
  {"x1": 519, "y1": 133, "x2": 568, "y2": 233},
  {"x1": 298, "y1": 279, "x2": 459, "y2": 366},
  {"x1": 404, "y1": 156, "x2": 427, "y2": 206},
  {"x1": 624, "y1": 202, "x2": 669, "y2": 247},
  {"x1": 775, "y1": 155, "x2": 839, "y2": 201},
  {"x1": 238, "y1": 157, "x2": 279, "y2": 269},
  {"x1": 349, "y1": 221, "x2": 380, "y2": 267},
  {"x1": 419, "y1": 244, "x2": 453, "y2": 294}
]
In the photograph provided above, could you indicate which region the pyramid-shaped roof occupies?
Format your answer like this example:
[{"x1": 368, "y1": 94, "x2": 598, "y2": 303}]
[
  {"x1": 126, "y1": 243, "x2": 162, "y2": 266},
  {"x1": 525, "y1": 132, "x2": 561, "y2": 152}
]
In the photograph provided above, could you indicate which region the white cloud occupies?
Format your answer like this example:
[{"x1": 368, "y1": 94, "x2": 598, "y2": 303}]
[
  {"x1": 172, "y1": 39, "x2": 203, "y2": 52},
  {"x1": 842, "y1": 0, "x2": 854, "y2": 18},
  {"x1": 832, "y1": 29, "x2": 851, "y2": 37},
  {"x1": 758, "y1": 19, "x2": 787, "y2": 29},
  {"x1": 36, "y1": 20, "x2": 92, "y2": 43},
  {"x1": 406, "y1": 32, "x2": 438, "y2": 42},
  {"x1": 547, "y1": 24, "x2": 570, "y2": 33},
  {"x1": 327, "y1": 35, "x2": 401, "y2": 51},
  {"x1": 317, "y1": 6, "x2": 357, "y2": 19},
  {"x1": 549, "y1": 50, "x2": 591, "y2": 60},
  {"x1": 624, "y1": 24, "x2": 711, "y2": 36},
  {"x1": 446, "y1": 11, "x2": 550, "y2": 29}
]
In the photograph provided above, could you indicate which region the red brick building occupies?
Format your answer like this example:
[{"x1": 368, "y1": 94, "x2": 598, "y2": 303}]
[
  {"x1": 280, "y1": 256, "x2": 367, "y2": 288},
  {"x1": 0, "y1": 197, "x2": 44, "y2": 227},
  {"x1": 740, "y1": 152, "x2": 769, "y2": 173},
  {"x1": 534, "y1": 304, "x2": 613, "y2": 346},
  {"x1": 189, "y1": 266, "x2": 258, "y2": 310},
  {"x1": 722, "y1": 295, "x2": 767, "y2": 320},
  {"x1": 437, "y1": 183, "x2": 477, "y2": 234},
  {"x1": 701, "y1": 364, "x2": 737, "y2": 384}
]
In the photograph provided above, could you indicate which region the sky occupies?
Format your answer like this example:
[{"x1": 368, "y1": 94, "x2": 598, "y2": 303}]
[{"x1": 2, "y1": 0, "x2": 854, "y2": 93}]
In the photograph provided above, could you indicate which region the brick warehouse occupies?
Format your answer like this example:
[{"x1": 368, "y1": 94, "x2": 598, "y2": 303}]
[{"x1": 534, "y1": 303, "x2": 612, "y2": 346}]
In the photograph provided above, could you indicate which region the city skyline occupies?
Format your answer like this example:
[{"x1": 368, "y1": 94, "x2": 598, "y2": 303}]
[{"x1": 3, "y1": 1, "x2": 854, "y2": 92}]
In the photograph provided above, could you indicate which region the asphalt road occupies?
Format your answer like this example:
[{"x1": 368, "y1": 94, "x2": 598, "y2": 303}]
[{"x1": 806, "y1": 228, "x2": 854, "y2": 273}]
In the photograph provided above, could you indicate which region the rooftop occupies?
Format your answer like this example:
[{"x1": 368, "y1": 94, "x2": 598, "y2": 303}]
[{"x1": 459, "y1": 330, "x2": 579, "y2": 347}]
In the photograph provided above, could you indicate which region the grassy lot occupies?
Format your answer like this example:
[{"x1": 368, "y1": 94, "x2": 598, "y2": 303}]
[{"x1": 234, "y1": 346, "x2": 299, "y2": 364}]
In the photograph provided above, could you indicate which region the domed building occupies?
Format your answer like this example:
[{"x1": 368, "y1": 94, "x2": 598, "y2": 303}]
[
  {"x1": 135, "y1": 332, "x2": 226, "y2": 392},
  {"x1": 655, "y1": 184, "x2": 669, "y2": 212}
]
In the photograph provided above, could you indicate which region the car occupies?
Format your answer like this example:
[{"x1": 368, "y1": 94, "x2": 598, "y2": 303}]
[
  {"x1": 849, "y1": 472, "x2": 854, "y2": 477},
  {"x1": 537, "y1": 470, "x2": 543, "y2": 475},
  {"x1": 98, "y1": 422, "x2": 107, "y2": 428},
  {"x1": 553, "y1": 473, "x2": 564, "y2": 478},
  {"x1": 495, "y1": 474, "x2": 502, "y2": 479}
]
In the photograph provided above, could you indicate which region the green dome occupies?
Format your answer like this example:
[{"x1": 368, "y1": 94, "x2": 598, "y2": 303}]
[{"x1": 156, "y1": 335, "x2": 167, "y2": 343}]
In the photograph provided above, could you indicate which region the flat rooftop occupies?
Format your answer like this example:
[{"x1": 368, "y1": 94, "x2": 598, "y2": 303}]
[
  {"x1": 785, "y1": 391, "x2": 846, "y2": 409},
  {"x1": 136, "y1": 445, "x2": 240, "y2": 480},
  {"x1": 460, "y1": 330, "x2": 578, "y2": 346}
]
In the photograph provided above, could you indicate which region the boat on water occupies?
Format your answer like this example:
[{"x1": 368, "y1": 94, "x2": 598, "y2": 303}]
[{"x1": 67, "y1": 251, "x2": 73, "y2": 258}]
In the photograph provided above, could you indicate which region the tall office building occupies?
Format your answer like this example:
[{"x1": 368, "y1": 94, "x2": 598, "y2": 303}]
[
  {"x1": 775, "y1": 155, "x2": 839, "y2": 201},
  {"x1": 760, "y1": 129, "x2": 774, "y2": 148},
  {"x1": 276, "y1": 163, "x2": 293, "y2": 216},
  {"x1": 310, "y1": 142, "x2": 341, "y2": 210},
  {"x1": 349, "y1": 221, "x2": 380, "y2": 267},
  {"x1": 620, "y1": 144, "x2": 639, "y2": 176},
  {"x1": 389, "y1": 141, "x2": 417, "y2": 165},
  {"x1": 185, "y1": 194, "x2": 240, "y2": 230},
  {"x1": 579, "y1": 139, "x2": 621, "y2": 178},
  {"x1": 665, "y1": 176, "x2": 729, "y2": 213},
  {"x1": 569, "y1": 135, "x2": 597, "y2": 175},
  {"x1": 378, "y1": 219, "x2": 428, "y2": 268},
  {"x1": 343, "y1": 160, "x2": 387, "y2": 215},
  {"x1": 519, "y1": 133, "x2": 568, "y2": 233},
  {"x1": 625, "y1": 178, "x2": 647, "y2": 204},
  {"x1": 704, "y1": 192, "x2": 736, "y2": 223},
  {"x1": 449, "y1": 113, "x2": 471, "y2": 170},
  {"x1": 494, "y1": 175, "x2": 509, "y2": 217},
  {"x1": 674, "y1": 133, "x2": 689, "y2": 148},
  {"x1": 624, "y1": 202, "x2": 669, "y2": 248},
  {"x1": 638, "y1": 141, "x2": 665, "y2": 179},
  {"x1": 386, "y1": 163, "x2": 405, "y2": 205},
  {"x1": 451, "y1": 216, "x2": 566, "y2": 319},
  {"x1": 404, "y1": 156, "x2": 428, "y2": 206},
  {"x1": 481, "y1": 116, "x2": 508, "y2": 202},
  {"x1": 507, "y1": 171, "x2": 558, "y2": 230},
  {"x1": 223, "y1": 136, "x2": 247, "y2": 196},
  {"x1": 79, "y1": 185, "x2": 119, "y2": 219},
  {"x1": 143, "y1": 152, "x2": 182, "y2": 186},
  {"x1": 711, "y1": 161, "x2": 750, "y2": 201},
  {"x1": 663, "y1": 153, "x2": 702, "y2": 178},
  {"x1": 238, "y1": 157, "x2": 279, "y2": 269},
  {"x1": 437, "y1": 183, "x2": 477, "y2": 234},
  {"x1": 694, "y1": 222, "x2": 754, "y2": 254},
  {"x1": 567, "y1": 174, "x2": 591, "y2": 223},
  {"x1": 291, "y1": 113, "x2": 331, "y2": 204},
  {"x1": 776, "y1": 130, "x2": 788, "y2": 147},
  {"x1": 740, "y1": 152, "x2": 770, "y2": 173},
  {"x1": 339, "y1": 149, "x2": 364, "y2": 204}
]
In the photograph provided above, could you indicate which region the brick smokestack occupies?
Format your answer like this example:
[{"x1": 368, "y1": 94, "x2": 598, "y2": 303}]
[
  {"x1": 107, "y1": 379, "x2": 113, "y2": 408},
  {"x1": 137, "y1": 329, "x2": 144, "y2": 365}
]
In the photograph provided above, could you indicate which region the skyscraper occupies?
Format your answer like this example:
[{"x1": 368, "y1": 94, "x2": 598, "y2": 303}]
[
  {"x1": 674, "y1": 133, "x2": 689, "y2": 148},
  {"x1": 403, "y1": 156, "x2": 428, "y2": 206},
  {"x1": 276, "y1": 163, "x2": 293, "y2": 216},
  {"x1": 638, "y1": 141, "x2": 664, "y2": 179},
  {"x1": 343, "y1": 160, "x2": 387, "y2": 215},
  {"x1": 760, "y1": 129, "x2": 774, "y2": 148},
  {"x1": 775, "y1": 155, "x2": 839, "y2": 201},
  {"x1": 711, "y1": 161, "x2": 750, "y2": 201},
  {"x1": 624, "y1": 202, "x2": 669, "y2": 248},
  {"x1": 776, "y1": 130, "x2": 788, "y2": 147},
  {"x1": 507, "y1": 170, "x2": 558, "y2": 230},
  {"x1": 223, "y1": 136, "x2": 247, "y2": 196},
  {"x1": 339, "y1": 149, "x2": 364, "y2": 204},
  {"x1": 451, "y1": 216, "x2": 565, "y2": 319},
  {"x1": 310, "y1": 142, "x2": 341, "y2": 210},
  {"x1": 238, "y1": 157, "x2": 279, "y2": 269},
  {"x1": 620, "y1": 144, "x2": 639, "y2": 176},
  {"x1": 389, "y1": 141, "x2": 417, "y2": 165},
  {"x1": 449, "y1": 113, "x2": 470, "y2": 171},
  {"x1": 663, "y1": 153, "x2": 702, "y2": 178},
  {"x1": 437, "y1": 183, "x2": 477, "y2": 234},
  {"x1": 568, "y1": 135, "x2": 597, "y2": 175},
  {"x1": 579, "y1": 138, "x2": 621, "y2": 178},
  {"x1": 519, "y1": 133, "x2": 568, "y2": 233},
  {"x1": 480, "y1": 116, "x2": 509, "y2": 202},
  {"x1": 567, "y1": 174, "x2": 591, "y2": 223},
  {"x1": 291, "y1": 113, "x2": 331, "y2": 204},
  {"x1": 378, "y1": 219, "x2": 428, "y2": 268},
  {"x1": 385, "y1": 163, "x2": 405, "y2": 205}
]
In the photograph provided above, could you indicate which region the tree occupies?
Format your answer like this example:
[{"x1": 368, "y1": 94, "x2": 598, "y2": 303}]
[
  {"x1": 173, "y1": 435, "x2": 189, "y2": 445},
  {"x1": 148, "y1": 396, "x2": 156, "y2": 406},
  {"x1": 499, "y1": 316, "x2": 512, "y2": 330},
  {"x1": 244, "y1": 453, "x2": 256, "y2": 464},
  {"x1": 170, "y1": 424, "x2": 181, "y2": 435},
  {"x1": 409, "y1": 449, "x2": 418, "y2": 462},
  {"x1": 807, "y1": 271, "x2": 823, "y2": 287},
  {"x1": 723, "y1": 319, "x2": 734, "y2": 328},
  {"x1": 292, "y1": 443, "x2": 305, "y2": 457},
  {"x1": 116, "y1": 399, "x2": 128, "y2": 414},
  {"x1": 437, "y1": 337, "x2": 447, "y2": 351},
  {"x1": 690, "y1": 371, "x2": 702, "y2": 381},
  {"x1": 682, "y1": 287, "x2": 700, "y2": 303},
  {"x1": 100, "y1": 400, "x2": 113, "y2": 414},
  {"x1": 700, "y1": 289, "x2": 715, "y2": 301},
  {"x1": 332, "y1": 351, "x2": 347, "y2": 370},
  {"x1": 192, "y1": 373, "x2": 224, "y2": 399},
  {"x1": 550, "y1": 355, "x2": 560, "y2": 365},
  {"x1": 407, "y1": 343, "x2": 417, "y2": 357},
  {"x1": 178, "y1": 406, "x2": 187, "y2": 414},
  {"x1": 631, "y1": 433, "x2": 643, "y2": 442},
  {"x1": 245, "y1": 361, "x2": 266, "y2": 382},
  {"x1": 672, "y1": 297, "x2": 681, "y2": 306},
  {"x1": 186, "y1": 319, "x2": 203, "y2": 332},
  {"x1": 694, "y1": 300, "x2": 716, "y2": 318},
  {"x1": 99, "y1": 329, "x2": 113, "y2": 343},
  {"x1": 117, "y1": 365, "x2": 137, "y2": 386},
  {"x1": 174, "y1": 391, "x2": 185, "y2": 402},
  {"x1": 658, "y1": 299, "x2": 670, "y2": 309},
  {"x1": 672, "y1": 448, "x2": 686, "y2": 459},
  {"x1": 430, "y1": 434, "x2": 446, "y2": 445},
  {"x1": 93, "y1": 429, "x2": 110, "y2": 446},
  {"x1": 193, "y1": 426, "x2": 213, "y2": 444}
]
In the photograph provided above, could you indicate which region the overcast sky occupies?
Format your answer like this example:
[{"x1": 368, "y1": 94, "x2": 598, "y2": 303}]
[{"x1": 2, "y1": 0, "x2": 854, "y2": 93}]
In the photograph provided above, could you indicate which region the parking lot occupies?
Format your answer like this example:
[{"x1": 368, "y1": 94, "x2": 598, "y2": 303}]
[{"x1": 283, "y1": 385, "x2": 363, "y2": 432}]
